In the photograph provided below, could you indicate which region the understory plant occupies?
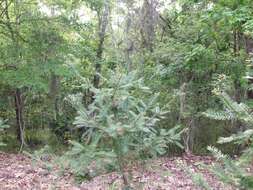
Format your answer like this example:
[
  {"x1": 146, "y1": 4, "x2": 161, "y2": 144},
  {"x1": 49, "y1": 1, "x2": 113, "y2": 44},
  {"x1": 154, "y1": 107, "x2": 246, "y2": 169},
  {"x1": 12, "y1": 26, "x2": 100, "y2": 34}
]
[
  {"x1": 63, "y1": 70, "x2": 183, "y2": 187},
  {"x1": 203, "y1": 75, "x2": 253, "y2": 189}
]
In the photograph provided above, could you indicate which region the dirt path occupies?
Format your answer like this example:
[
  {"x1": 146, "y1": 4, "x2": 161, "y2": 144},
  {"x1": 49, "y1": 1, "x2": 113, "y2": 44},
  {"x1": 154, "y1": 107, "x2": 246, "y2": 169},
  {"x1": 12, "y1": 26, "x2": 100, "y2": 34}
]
[{"x1": 0, "y1": 152, "x2": 234, "y2": 190}]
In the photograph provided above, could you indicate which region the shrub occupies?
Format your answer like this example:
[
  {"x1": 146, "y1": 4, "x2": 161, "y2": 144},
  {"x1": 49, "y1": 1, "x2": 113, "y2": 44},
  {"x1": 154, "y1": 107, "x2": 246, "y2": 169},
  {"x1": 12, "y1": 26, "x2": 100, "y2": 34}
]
[
  {"x1": 203, "y1": 83, "x2": 253, "y2": 189},
  {"x1": 63, "y1": 70, "x2": 183, "y2": 187}
]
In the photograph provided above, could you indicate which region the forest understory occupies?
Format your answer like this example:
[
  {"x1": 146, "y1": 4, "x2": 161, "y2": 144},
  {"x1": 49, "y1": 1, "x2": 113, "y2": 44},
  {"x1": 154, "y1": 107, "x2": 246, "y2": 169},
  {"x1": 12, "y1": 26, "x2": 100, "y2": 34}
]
[
  {"x1": 0, "y1": 152, "x2": 234, "y2": 190},
  {"x1": 1, "y1": 0, "x2": 253, "y2": 189}
]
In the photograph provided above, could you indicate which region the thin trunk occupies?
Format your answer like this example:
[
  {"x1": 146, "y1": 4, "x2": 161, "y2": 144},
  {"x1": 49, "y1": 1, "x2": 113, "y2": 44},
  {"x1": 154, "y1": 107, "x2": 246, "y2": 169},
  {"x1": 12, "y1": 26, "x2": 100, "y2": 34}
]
[
  {"x1": 14, "y1": 88, "x2": 25, "y2": 147},
  {"x1": 182, "y1": 124, "x2": 195, "y2": 154},
  {"x1": 113, "y1": 139, "x2": 130, "y2": 189},
  {"x1": 245, "y1": 35, "x2": 253, "y2": 99},
  {"x1": 233, "y1": 29, "x2": 245, "y2": 154},
  {"x1": 49, "y1": 74, "x2": 60, "y2": 121},
  {"x1": 179, "y1": 83, "x2": 195, "y2": 154},
  {"x1": 124, "y1": 1, "x2": 133, "y2": 72},
  {"x1": 4, "y1": 0, "x2": 25, "y2": 147},
  {"x1": 117, "y1": 155, "x2": 129, "y2": 188},
  {"x1": 125, "y1": 17, "x2": 133, "y2": 71},
  {"x1": 178, "y1": 83, "x2": 186, "y2": 123},
  {"x1": 93, "y1": 0, "x2": 110, "y2": 88},
  {"x1": 233, "y1": 29, "x2": 242, "y2": 102},
  {"x1": 245, "y1": 35, "x2": 253, "y2": 54},
  {"x1": 233, "y1": 29, "x2": 239, "y2": 56}
]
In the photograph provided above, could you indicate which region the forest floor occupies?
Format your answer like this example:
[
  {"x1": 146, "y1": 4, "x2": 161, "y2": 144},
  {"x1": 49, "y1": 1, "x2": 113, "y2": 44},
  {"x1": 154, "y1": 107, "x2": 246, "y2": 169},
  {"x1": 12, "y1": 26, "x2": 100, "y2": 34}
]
[{"x1": 0, "y1": 152, "x2": 235, "y2": 190}]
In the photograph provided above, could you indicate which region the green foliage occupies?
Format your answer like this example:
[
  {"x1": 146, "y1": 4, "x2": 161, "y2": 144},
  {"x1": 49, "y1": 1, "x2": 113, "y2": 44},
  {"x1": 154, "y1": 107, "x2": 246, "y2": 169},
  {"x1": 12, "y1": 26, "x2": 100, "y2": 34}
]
[
  {"x1": 25, "y1": 128, "x2": 62, "y2": 148},
  {"x1": 25, "y1": 145, "x2": 54, "y2": 171},
  {"x1": 207, "y1": 146, "x2": 252, "y2": 189},
  {"x1": 205, "y1": 90, "x2": 253, "y2": 189},
  {"x1": 64, "y1": 70, "x2": 183, "y2": 182},
  {"x1": 205, "y1": 89, "x2": 253, "y2": 145},
  {"x1": 0, "y1": 0, "x2": 250, "y2": 157},
  {"x1": 0, "y1": 1, "x2": 253, "y2": 189},
  {"x1": 0, "y1": 118, "x2": 9, "y2": 146},
  {"x1": 188, "y1": 170, "x2": 212, "y2": 190}
]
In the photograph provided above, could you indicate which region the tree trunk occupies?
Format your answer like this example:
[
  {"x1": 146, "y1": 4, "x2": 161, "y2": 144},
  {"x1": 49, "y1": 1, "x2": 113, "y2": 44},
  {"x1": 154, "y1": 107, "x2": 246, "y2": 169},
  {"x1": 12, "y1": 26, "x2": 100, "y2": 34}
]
[
  {"x1": 49, "y1": 74, "x2": 60, "y2": 121},
  {"x1": 245, "y1": 35, "x2": 253, "y2": 54},
  {"x1": 93, "y1": 0, "x2": 110, "y2": 88},
  {"x1": 178, "y1": 83, "x2": 195, "y2": 154},
  {"x1": 3, "y1": 0, "x2": 25, "y2": 148},
  {"x1": 124, "y1": 12, "x2": 133, "y2": 72},
  {"x1": 245, "y1": 35, "x2": 253, "y2": 99},
  {"x1": 181, "y1": 117, "x2": 197, "y2": 155},
  {"x1": 140, "y1": 0, "x2": 158, "y2": 52},
  {"x1": 233, "y1": 29, "x2": 246, "y2": 154},
  {"x1": 14, "y1": 88, "x2": 25, "y2": 146}
]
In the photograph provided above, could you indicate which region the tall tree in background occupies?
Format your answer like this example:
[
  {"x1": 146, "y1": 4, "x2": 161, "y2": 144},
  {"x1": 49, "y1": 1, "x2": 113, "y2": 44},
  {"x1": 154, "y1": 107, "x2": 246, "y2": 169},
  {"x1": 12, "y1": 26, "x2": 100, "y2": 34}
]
[
  {"x1": 0, "y1": 0, "x2": 71, "y2": 147},
  {"x1": 123, "y1": 0, "x2": 134, "y2": 72},
  {"x1": 140, "y1": 0, "x2": 158, "y2": 52},
  {"x1": 0, "y1": 0, "x2": 25, "y2": 146},
  {"x1": 93, "y1": 0, "x2": 110, "y2": 88}
]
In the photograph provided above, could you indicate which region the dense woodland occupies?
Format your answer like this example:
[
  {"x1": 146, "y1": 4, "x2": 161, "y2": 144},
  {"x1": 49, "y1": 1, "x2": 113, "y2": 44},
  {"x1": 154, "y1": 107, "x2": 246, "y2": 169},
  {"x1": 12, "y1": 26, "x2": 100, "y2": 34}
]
[{"x1": 1, "y1": 0, "x2": 253, "y2": 189}]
